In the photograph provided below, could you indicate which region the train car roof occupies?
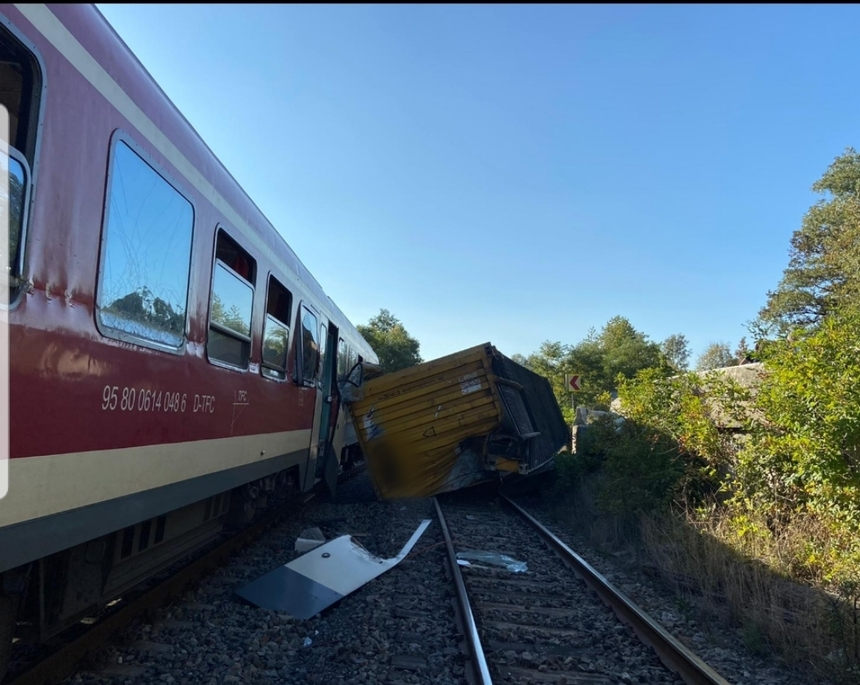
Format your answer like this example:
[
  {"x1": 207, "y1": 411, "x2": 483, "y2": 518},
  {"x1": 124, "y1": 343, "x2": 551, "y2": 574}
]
[{"x1": 50, "y1": 3, "x2": 376, "y2": 363}]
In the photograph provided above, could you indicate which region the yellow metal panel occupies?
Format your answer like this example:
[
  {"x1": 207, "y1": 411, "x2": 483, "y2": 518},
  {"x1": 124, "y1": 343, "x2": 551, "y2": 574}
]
[
  {"x1": 351, "y1": 343, "x2": 506, "y2": 498},
  {"x1": 493, "y1": 458, "x2": 522, "y2": 473}
]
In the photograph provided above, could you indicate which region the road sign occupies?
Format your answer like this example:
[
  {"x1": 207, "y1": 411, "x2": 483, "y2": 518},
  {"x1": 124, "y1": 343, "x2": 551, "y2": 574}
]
[{"x1": 564, "y1": 374, "x2": 581, "y2": 392}]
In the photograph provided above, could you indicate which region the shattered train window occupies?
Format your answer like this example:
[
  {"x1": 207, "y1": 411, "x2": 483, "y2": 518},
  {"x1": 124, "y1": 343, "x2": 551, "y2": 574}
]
[{"x1": 97, "y1": 140, "x2": 194, "y2": 349}]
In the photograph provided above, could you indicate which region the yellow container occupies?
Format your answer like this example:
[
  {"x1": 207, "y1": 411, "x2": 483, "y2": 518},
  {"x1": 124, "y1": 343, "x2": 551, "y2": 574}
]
[{"x1": 349, "y1": 343, "x2": 565, "y2": 499}]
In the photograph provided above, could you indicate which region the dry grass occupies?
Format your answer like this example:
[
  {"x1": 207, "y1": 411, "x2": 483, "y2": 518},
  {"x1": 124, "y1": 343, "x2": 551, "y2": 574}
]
[
  {"x1": 549, "y1": 472, "x2": 860, "y2": 684},
  {"x1": 549, "y1": 471, "x2": 642, "y2": 553},
  {"x1": 640, "y1": 508, "x2": 860, "y2": 683}
]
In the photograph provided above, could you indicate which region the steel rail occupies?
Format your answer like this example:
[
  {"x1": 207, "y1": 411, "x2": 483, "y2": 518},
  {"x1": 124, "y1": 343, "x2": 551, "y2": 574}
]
[
  {"x1": 7, "y1": 463, "x2": 367, "y2": 685},
  {"x1": 500, "y1": 494, "x2": 731, "y2": 685},
  {"x1": 433, "y1": 498, "x2": 493, "y2": 685}
]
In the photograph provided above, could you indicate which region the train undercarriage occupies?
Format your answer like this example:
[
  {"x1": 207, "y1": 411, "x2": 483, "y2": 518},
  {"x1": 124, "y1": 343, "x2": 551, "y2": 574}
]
[{"x1": 0, "y1": 465, "x2": 306, "y2": 682}]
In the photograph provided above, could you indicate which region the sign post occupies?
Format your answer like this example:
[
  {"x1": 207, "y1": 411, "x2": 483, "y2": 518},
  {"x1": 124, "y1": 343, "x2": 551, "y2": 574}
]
[
  {"x1": 564, "y1": 374, "x2": 581, "y2": 392},
  {"x1": 563, "y1": 374, "x2": 581, "y2": 410}
]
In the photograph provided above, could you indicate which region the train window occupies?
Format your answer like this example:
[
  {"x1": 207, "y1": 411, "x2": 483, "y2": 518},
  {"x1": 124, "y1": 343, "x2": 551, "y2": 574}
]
[
  {"x1": 347, "y1": 345, "x2": 358, "y2": 374},
  {"x1": 262, "y1": 276, "x2": 292, "y2": 381},
  {"x1": 299, "y1": 306, "x2": 320, "y2": 386},
  {"x1": 3, "y1": 149, "x2": 29, "y2": 298},
  {"x1": 0, "y1": 25, "x2": 42, "y2": 165},
  {"x1": 214, "y1": 230, "x2": 256, "y2": 283},
  {"x1": 97, "y1": 140, "x2": 194, "y2": 350},
  {"x1": 208, "y1": 231, "x2": 255, "y2": 369},
  {"x1": 319, "y1": 323, "x2": 328, "y2": 383},
  {"x1": 337, "y1": 338, "x2": 347, "y2": 379},
  {"x1": 0, "y1": 24, "x2": 41, "y2": 300}
]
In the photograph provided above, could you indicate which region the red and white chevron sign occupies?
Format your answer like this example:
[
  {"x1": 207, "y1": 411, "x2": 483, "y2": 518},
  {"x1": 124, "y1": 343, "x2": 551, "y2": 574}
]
[{"x1": 565, "y1": 374, "x2": 581, "y2": 392}]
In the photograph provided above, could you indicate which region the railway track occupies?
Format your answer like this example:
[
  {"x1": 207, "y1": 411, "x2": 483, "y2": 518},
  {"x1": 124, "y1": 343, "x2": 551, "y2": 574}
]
[
  {"x1": 4, "y1": 463, "x2": 367, "y2": 685},
  {"x1": 10, "y1": 477, "x2": 736, "y2": 685},
  {"x1": 436, "y1": 492, "x2": 732, "y2": 685}
]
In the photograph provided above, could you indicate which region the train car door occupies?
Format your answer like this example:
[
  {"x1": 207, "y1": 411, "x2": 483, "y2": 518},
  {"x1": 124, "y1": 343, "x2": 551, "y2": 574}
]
[
  {"x1": 298, "y1": 304, "x2": 324, "y2": 492},
  {"x1": 314, "y1": 320, "x2": 340, "y2": 490}
]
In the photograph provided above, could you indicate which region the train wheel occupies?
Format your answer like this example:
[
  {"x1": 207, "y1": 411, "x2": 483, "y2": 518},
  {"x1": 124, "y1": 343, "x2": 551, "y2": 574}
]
[{"x1": 273, "y1": 470, "x2": 298, "y2": 502}]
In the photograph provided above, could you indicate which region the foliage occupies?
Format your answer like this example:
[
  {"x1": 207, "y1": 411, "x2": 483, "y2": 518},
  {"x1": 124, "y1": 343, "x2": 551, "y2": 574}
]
[
  {"x1": 734, "y1": 336, "x2": 752, "y2": 363},
  {"x1": 551, "y1": 366, "x2": 748, "y2": 520},
  {"x1": 552, "y1": 447, "x2": 602, "y2": 500},
  {"x1": 357, "y1": 309, "x2": 423, "y2": 374},
  {"x1": 661, "y1": 333, "x2": 691, "y2": 371},
  {"x1": 559, "y1": 334, "x2": 860, "y2": 678},
  {"x1": 609, "y1": 368, "x2": 747, "y2": 513},
  {"x1": 211, "y1": 293, "x2": 249, "y2": 335},
  {"x1": 598, "y1": 316, "x2": 664, "y2": 383},
  {"x1": 695, "y1": 342, "x2": 735, "y2": 371},
  {"x1": 542, "y1": 147, "x2": 860, "y2": 682},
  {"x1": 105, "y1": 286, "x2": 185, "y2": 336},
  {"x1": 517, "y1": 316, "x2": 664, "y2": 419},
  {"x1": 4, "y1": 164, "x2": 24, "y2": 272},
  {"x1": 758, "y1": 148, "x2": 860, "y2": 336},
  {"x1": 518, "y1": 340, "x2": 576, "y2": 421},
  {"x1": 731, "y1": 309, "x2": 860, "y2": 587},
  {"x1": 596, "y1": 416, "x2": 685, "y2": 518}
]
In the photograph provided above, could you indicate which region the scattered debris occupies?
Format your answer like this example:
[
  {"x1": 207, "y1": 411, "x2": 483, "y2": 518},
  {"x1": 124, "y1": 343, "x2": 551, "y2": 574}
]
[
  {"x1": 455, "y1": 550, "x2": 528, "y2": 573},
  {"x1": 235, "y1": 520, "x2": 432, "y2": 619},
  {"x1": 295, "y1": 527, "x2": 326, "y2": 553},
  {"x1": 302, "y1": 637, "x2": 312, "y2": 647}
]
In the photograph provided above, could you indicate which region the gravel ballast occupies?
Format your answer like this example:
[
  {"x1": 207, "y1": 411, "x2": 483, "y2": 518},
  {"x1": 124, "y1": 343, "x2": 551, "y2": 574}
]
[
  {"x1": 440, "y1": 489, "x2": 688, "y2": 685},
  {"x1": 64, "y1": 472, "x2": 465, "y2": 685},
  {"x1": 513, "y1": 491, "x2": 830, "y2": 685}
]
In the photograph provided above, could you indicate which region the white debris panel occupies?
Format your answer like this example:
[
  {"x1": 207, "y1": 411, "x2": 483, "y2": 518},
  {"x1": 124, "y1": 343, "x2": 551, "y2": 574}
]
[{"x1": 236, "y1": 519, "x2": 432, "y2": 619}]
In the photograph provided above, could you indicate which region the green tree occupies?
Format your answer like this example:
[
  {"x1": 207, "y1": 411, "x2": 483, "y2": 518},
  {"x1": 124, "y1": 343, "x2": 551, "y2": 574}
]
[
  {"x1": 599, "y1": 362, "x2": 750, "y2": 517},
  {"x1": 734, "y1": 310, "x2": 860, "y2": 583},
  {"x1": 661, "y1": 333, "x2": 691, "y2": 371},
  {"x1": 695, "y1": 342, "x2": 735, "y2": 371},
  {"x1": 5, "y1": 163, "x2": 24, "y2": 272},
  {"x1": 566, "y1": 331, "x2": 606, "y2": 408},
  {"x1": 518, "y1": 316, "x2": 664, "y2": 415},
  {"x1": 210, "y1": 293, "x2": 249, "y2": 336},
  {"x1": 357, "y1": 309, "x2": 422, "y2": 374},
  {"x1": 757, "y1": 148, "x2": 860, "y2": 336},
  {"x1": 734, "y1": 336, "x2": 753, "y2": 364},
  {"x1": 106, "y1": 286, "x2": 185, "y2": 336},
  {"x1": 520, "y1": 341, "x2": 575, "y2": 419},
  {"x1": 598, "y1": 316, "x2": 663, "y2": 383}
]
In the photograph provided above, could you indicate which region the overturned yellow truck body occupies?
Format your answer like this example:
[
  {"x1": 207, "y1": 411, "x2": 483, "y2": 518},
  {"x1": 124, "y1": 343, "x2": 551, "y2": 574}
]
[{"x1": 348, "y1": 343, "x2": 568, "y2": 499}]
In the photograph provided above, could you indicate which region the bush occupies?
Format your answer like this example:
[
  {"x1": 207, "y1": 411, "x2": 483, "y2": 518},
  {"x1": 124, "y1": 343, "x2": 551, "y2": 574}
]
[{"x1": 732, "y1": 312, "x2": 860, "y2": 568}]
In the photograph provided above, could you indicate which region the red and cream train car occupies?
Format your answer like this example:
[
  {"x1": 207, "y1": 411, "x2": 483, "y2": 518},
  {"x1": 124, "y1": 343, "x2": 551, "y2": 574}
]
[{"x1": 0, "y1": 4, "x2": 377, "y2": 676}]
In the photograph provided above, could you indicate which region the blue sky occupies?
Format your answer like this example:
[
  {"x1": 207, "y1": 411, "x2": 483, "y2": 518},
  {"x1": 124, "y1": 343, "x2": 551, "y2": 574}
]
[{"x1": 96, "y1": 4, "x2": 860, "y2": 365}]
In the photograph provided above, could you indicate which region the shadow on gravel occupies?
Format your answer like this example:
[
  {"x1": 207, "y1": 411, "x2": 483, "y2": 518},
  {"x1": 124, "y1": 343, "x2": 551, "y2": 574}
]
[{"x1": 531, "y1": 463, "x2": 859, "y2": 685}]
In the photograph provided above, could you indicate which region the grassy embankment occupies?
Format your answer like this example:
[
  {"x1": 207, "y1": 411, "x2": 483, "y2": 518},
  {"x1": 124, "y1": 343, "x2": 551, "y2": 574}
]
[{"x1": 548, "y1": 318, "x2": 860, "y2": 683}]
